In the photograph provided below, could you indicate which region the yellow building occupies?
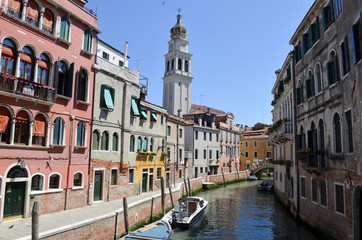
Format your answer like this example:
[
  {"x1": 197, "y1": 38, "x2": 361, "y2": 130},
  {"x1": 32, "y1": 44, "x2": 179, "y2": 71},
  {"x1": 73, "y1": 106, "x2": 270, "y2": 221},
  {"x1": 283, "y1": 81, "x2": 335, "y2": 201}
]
[{"x1": 239, "y1": 123, "x2": 273, "y2": 171}]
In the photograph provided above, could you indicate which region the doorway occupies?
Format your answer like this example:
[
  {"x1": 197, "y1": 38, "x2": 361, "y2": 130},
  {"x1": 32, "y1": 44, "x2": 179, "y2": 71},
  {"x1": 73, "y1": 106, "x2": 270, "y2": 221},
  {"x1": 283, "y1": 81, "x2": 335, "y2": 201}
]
[
  {"x1": 4, "y1": 182, "x2": 26, "y2": 219},
  {"x1": 142, "y1": 173, "x2": 148, "y2": 193},
  {"x1": 93, "y1": 171, "x2": 103, "y2": 201}
]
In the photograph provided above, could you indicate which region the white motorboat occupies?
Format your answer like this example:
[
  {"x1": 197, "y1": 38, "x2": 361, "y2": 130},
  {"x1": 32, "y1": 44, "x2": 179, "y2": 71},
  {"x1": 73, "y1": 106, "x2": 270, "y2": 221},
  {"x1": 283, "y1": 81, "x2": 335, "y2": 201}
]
[{"x1": 119, "y1": 220, "x2": 173, "y2": 240}]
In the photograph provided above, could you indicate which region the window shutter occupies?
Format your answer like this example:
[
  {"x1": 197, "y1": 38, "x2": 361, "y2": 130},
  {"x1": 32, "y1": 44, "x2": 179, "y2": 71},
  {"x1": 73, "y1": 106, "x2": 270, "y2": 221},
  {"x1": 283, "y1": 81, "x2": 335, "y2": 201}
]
[
  {"x1": 333, "y1": 56, "x2": 339, "y2": 82},
  {"x1": 327, "y1": 61, "x2": 333, "y2": 85},
  {"x1": 53, "y1": 119, "x2": 59, "y2": 145},
  {"x1": 343, "y1": 36, "x2": 350, "y2": 73},
  {"x1": 54, "y1": 58, "x2": 59, "y2": 90},
  {"x1": 351, "y1": 25, "x2": 360, "y2": 64},
  {"x1": 316, "y1": 16, "x2": 320, "y2": 39},
  {"x1": 329, "y1": 0, "x2": 335, "y2": 23},
  {"x1": 66, "y1": 63, "x2": 74, "y2": 98},
  {"x1": 100, "y1": 85, "x2": 105, "y2": 108},
  {"x1": 311, "y1": 74, "x2": 315, "y2": 96},
  {"x1": 302, "y1": 34, "x2": 308, "y2": 53},
  {"x1": 306, "y1": 79, "x2": 311, "y2": 98},
  {"x1": 294, "y1": 45, "x2": 298, "y2": 63},
  {"x1": 308, "y1": 25, "x2": 313, "y2": 47},
  {"x1": 287, "y1": 66, "x2": 291, "y2": 81}
]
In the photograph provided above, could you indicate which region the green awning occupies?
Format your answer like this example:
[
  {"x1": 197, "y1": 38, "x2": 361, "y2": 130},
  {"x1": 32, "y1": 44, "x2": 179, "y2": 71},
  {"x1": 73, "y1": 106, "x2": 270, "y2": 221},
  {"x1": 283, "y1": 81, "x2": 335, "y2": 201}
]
[
  {"x1": 141, "y1": 110, "x2": 148, "y2": 119},
  {"x1": 104, "y1": 88, "x2": 114, "y2": 110},
  {"x1": 131, "y1": 98, "x2": 140, "y2": 116},
  {"x1": 151, "y1": 112, "x2": 157, "y2": 121}
]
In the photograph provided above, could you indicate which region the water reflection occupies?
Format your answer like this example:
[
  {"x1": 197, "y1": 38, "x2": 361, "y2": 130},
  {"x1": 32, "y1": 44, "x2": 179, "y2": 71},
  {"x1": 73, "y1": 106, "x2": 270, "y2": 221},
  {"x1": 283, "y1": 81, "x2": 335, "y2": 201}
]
[{"x1": 172, "y1": 181, "x2": 317, "y2": 240}]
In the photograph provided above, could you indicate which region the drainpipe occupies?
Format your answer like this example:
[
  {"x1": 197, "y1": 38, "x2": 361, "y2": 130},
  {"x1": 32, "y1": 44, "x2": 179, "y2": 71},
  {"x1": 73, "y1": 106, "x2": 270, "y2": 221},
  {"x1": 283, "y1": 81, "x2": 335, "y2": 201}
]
[{"x1": 65, "y1": 115, "x2": 75, "y2": 210}]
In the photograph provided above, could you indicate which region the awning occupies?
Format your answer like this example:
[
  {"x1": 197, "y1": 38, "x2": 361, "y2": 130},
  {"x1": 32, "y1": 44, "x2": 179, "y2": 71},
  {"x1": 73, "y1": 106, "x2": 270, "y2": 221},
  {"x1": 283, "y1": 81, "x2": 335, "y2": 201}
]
[
  {"x1": 33, "y1": 120, "x2": 45, "y2": 137},
  {"x1": 103, "y1": 88, "x2": 114, "y2": 110},
  {"x1": 131, "y1": 98, "x2": 140, "y2": 116},
  {"x1": 0, "y1": 115, "x2": 9, "y2": 133},
  {"x1": 141, "y1": 110, "x2": 148, "y2": 119},
  {"x1": 151, "y1": 112, "x2": 157, "y2": 121}
]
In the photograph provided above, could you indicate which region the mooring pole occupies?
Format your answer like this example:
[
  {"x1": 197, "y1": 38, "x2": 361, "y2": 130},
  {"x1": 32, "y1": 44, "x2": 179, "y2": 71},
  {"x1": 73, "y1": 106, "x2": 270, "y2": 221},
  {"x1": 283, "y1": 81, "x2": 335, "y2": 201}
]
[
  {"x1": 187, "y1": 177, "x2": 192, "y2": 196},
  {"x1": 161, "y1": 177, "x2": 165, "y2": 216},
  {"x1": 150, "y1": 197, "x2": 154, "y2": 223},
  {"x1": 221, "y1": 168, "x2": 226, "y2": 187},
  {"x1": 114, "y1": 212, "x2": 118, "y2": 240},
  {"x1": 167, "y1": 180, "x2": 174, "y2": 209},
  {"x1": 32, "y1": 201, "x2": 39, "y2": 240},
  {"x1": 183, "y1": 178, "x2": 189, "y2": 196},
  {"x1": 123, "y1": 197, "x2": 129, "y2": 233}
]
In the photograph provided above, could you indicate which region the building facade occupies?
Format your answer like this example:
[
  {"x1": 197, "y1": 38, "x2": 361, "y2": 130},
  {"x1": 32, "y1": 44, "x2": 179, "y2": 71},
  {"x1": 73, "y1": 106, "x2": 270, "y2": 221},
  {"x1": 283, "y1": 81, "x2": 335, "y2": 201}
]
[
  {"x1": 289, "y1": 1, "x2": 362, "y2": 239},
  {"x1": 0, "y1": 0, "x2": 99, "y2": 221}
]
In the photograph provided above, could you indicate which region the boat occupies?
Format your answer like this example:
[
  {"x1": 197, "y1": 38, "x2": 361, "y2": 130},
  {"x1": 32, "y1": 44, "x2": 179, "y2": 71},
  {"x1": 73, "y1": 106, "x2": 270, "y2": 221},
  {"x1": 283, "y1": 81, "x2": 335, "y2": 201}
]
[
  {"x1": 162, "y1": 196, "x2": 208, "y2": 229},
  {"x1": 249, "y1": 175, "x2": 258, "y2": 180},
  {"x1": 119, "y1": 220, "x2": 172, "y2": 240},
  {"x1": 257, "y1": 179, "x2": 274, "y2": 191}
]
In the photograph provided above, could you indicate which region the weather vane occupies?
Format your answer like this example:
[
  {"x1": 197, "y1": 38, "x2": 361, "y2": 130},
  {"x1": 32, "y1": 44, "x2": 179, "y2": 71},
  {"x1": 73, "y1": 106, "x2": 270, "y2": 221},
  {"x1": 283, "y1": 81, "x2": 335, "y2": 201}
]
[{"x1": 178, "y1": 8, "x2": 182, "y2": 14}]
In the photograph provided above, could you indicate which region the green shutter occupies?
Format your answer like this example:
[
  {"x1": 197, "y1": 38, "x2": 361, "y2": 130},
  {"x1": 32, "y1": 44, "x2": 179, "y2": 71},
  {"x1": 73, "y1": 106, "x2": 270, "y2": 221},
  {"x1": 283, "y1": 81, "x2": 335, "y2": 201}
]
[
  {"x1": 316, "y1": 16, "x2": 320, "y2": 39},
  {"x1": 333, "y1": 56, "x2": 339, "y2": 82},
  {"x1": 311, "y1": 74, "x2": 315, "y2": 96},
  {"x1": 322, "y1": 8, "x2": 328, "y2": 30},
  {"x1": 302, "y1": 33, "x2": 308, "y2": 53},
  {"x1": 66, "y1": 63, "x2": 74, "y2": 98},
  {"x1": 104, "y1": 87, "x2": 114, "y2": 110},
  {"x1": 351, "y1": 26, "x2": 359, "y2": 64},
  {"x1": 343, "y1": 36, "x2": 350, "y2": 73},
  {"x1": 330, "y1": 0, "x2": 335, "y2": 22},
  {"x1": 131, "y1": 98, "x2": 140, "y2": 116},
  {"x1": 327, "y1": 61, "x2": 333, "y2": 85}
]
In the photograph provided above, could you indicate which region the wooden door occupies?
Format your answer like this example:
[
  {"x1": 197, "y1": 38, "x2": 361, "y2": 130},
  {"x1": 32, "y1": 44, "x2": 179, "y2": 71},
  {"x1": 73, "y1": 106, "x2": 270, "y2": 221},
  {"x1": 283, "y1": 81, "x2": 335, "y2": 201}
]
[
  {"x1": 142, "y1": 173, "x2": 147, "y2": 193},
  {"x1": 4, "y1": 182, "x2": 25, "y2": 218},
  {"x1": 93, "y1": 172, "x2": 103, "y2": 201}
]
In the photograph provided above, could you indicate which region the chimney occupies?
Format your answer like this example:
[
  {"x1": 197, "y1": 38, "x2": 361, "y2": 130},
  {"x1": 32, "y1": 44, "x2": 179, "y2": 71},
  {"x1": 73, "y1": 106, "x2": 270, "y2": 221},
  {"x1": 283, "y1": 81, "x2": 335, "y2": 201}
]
[
  {"x1": 124, "y1": 41, "x2": 128, "y2": 68},
  {"x1": 198, "y1": 118, "x2": 202, "y2": 126}
]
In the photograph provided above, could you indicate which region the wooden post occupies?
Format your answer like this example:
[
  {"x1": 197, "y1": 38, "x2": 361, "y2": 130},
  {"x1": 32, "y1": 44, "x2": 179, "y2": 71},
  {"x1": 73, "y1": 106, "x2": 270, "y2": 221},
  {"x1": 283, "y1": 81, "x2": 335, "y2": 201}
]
[
  {"x1": 114, "y1": 212, "x2": 118, "y2": 240},
  {"x1": 161, "y1": 177, "x2": 165, "y2": 216},
  {"x1": 236, "y1": 165, "x2": 240, "y2": 181},
  {"x1": 187, "y1": 177, "x2": 192, "y2": 196},
  {"x1": 150, "y1": 197, "x2": 154, "y2": 223},
  {"x1": 32, "y1": 201, "x2": 39, "y2": 240},
  {"x1": 167, "y1": 180, "x2": 174, "y2": 209},
  {"x1": 183, "y1": 178, "x2": 189, "y2": 196},
  {"x1": 221, "y1": 168, "x2": 226, "y2": 187},
  {"x1": 123, "y1": 197, "x2": 129, "y2": 234}
]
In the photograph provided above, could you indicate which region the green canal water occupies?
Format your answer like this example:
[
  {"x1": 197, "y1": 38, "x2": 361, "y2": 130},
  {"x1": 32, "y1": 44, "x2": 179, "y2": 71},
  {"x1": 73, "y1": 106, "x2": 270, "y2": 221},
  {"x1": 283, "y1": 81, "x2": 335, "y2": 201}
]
[{"x1": 171, "y1": 180, "x2": 318, "y2": 240}]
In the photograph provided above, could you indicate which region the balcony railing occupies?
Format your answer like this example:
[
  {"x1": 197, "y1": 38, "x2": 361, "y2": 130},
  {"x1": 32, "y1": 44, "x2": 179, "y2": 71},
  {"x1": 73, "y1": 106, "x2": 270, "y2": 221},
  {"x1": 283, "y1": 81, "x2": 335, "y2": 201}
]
[
  {"x1": 297, "y1": 152, "x2": 326, "y2": 169},
  {"x1": 0, "y1": 73, "x2": 56, "y2": 104}
]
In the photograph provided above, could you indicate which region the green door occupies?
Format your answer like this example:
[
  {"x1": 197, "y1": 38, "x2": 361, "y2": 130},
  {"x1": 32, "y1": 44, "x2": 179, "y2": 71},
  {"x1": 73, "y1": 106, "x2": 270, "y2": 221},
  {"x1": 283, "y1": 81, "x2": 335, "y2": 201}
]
[
  {"x1": 94, "y1": 172, "x2": 103, "y2": 201},
  {"x1": 4, "y1": 182, "x2": 26, "y2": 218},
  {"x1": 142, "y1": 173, "x2": 147, "y2": 193}
]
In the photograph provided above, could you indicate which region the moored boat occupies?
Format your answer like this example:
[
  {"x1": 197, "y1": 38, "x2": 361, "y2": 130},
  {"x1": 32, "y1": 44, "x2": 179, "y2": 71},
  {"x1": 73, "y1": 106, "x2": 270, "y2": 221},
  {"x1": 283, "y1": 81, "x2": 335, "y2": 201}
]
[
  {"x1": 162, "y1": 196, "x2": 208, "y2": 229},
  {"x1": 257, "y1": 179, "x2": 274, "y2": 191},
  {"x1": 120, "y1": 220, "x2": 172, "y2": 240}
]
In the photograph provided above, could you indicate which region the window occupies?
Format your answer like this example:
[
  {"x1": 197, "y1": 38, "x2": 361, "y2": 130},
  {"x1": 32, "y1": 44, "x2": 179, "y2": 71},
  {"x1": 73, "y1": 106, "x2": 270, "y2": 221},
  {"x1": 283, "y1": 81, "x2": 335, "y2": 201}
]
[
  {"x1": 322, "y1": 1, "x2": 335, "y2": 30},
  {"x1": 31, "y1": 174, "x2": 44, "y2": 191},
  {"x1": 195, "y1": 149, "x2": 198, "y2": 159},
  {"x1": 319, "y1": 119, "x2": 325, "y2": 152},
  {"x1": 76, "y1": 121, "x2": 86, "y2": 147},
  {"x1": 161, "y1": 115, "x2": 164, "y2": 124},
  {"x1": 128, "y1": 169, "x2": 135, "y2": 184},
  {"x1": 340, "y1": 36, "x2": 350, "y2": 76},
  {"x1": 14, "y1": 110, "x2": 30, "y2": 145},
  {"x1": 335, "y1": 0, "x2": 342, "y2": 16},
  {"x1": 140, "y1": 109, "x2": 148, "y2": 120},
  {"x1": 296, "y1": 81, "x2": 304, "y2": 105},
  {"x1": 209, "y1": 133, "x2": 212, "y2": 141},
  {"x1": 301, "y1": 177, "x2": 306, "y2": 198},
  {"x1": 294, "y1": 42, "x2": 302, "y2": 63},
  {"x1": 42, "y1": 9, "x2": 54, "y2": 34},
  {"x1": 166, "y1": 61, "x2": 170, "y2": 72},
  {"x1": 32, "y1": 114, "x2": 47, "y2": 146},
  {"x1": 60, "y1": 16, "x2": 70, "y2": 41},
  {"x1": 0, "y1": 107, "x2": 11, "y2": 144},
  {"x1": 179, "y1": 148, "x2": 182, "y2": 158},
  {"x1": 38, "y1": 53, "x2": 50, "y2": 86},
  {"x1": 245, "y1": 142, "x2": 248, "y2": 148},
  {"x1": 204, "y1": 132, "x2": 206, "y2": 141},
  {"x1": 119, "y1": 60, "x2": 124, "y2": 67},
  {"x1": 112, "y1": 133, "x2": 118, "y2": 151},
  {"x1": 335, "y1": 183, "x2": 345, "y2": 214},
  {"x1": 73, "y1": 172, "x2": 83, "y2": 187},
  {"x1": 312, "y1": 179, "x2": 318, "y2": 203},
  {"x1": 157, "y1": 167, "x2": 162, "y2": 179},
  {"x1": 167, "y1": 147, "x2": 170, "y2": 158},
  {"x1": 254, "y1": 152, "x2": 257, "y2": 158},
  {"x1": 226, "y1": 132, "x2": 228, "y2": 142},
  {"x1": 111, "y1": 169, "x2": 117, "y2": 185},
  {"x1": 179, "y1": 128, "x2": 182, "y2": 138},
  {"x1": 102, "y1": 51, "x2": 109, "y2": 60},
  {"x1": 49, "y1": 173, "x2": 61, "y2": 189},
  {"x1": 333, "y1": 113, "x2": 342, "y2": 153},
  {"x1": 200, "y1": 167, "x2": 203, "y2": 173},
  {"x1": 20, "y1": 46, "x2": 34, "y2": 80},
  {"x1": 1, "y1": 38, "x2": 16, "y2": 75},
  {"x1": 25, "y1": 0, "x2": 39, "y2": 27},
  {"x1": 100, "y1": 85, "x2": 115, "y2": 111},
  {"x1": 351, "y1": 20, "x2": 362, "y2": 64},
  {"x1": 245, "y1": 152, "x2": 248, "y2": 158},
  {"x1": 83, "y1": 29, "x2": 92, "y2": 52},
  {"x1": 77, "y1": 68, "x2": 88, "y2": 102},
  {"x1": 167, "y1": 126, "x2": 171, "y2": 136},
  {"x1": 306, "y1": 71, "x2": 315, "y2": 99},
  {"x1": 171, "y1": 59, "x2": 174, "y2": 70},
  {"x1": 303, "y1": 17, "x2": 320, "y2": 54},
  {"x1": 315, "y1": 63, "x2": 323, "y2": 93},
  {"x1": 131, "y1": 97, "x2": 140, "y2": 116},
  {"x1": 195, "y1": 130, "x2": 198, "y2": 140},
  {"x1": 137, "y1": 137, "x2": 142, "y2": 151},
  {"x1": 92, "y1": 130, "x2": 99, "y2": 150},
  {"x1": 203, "y1": 149, "x2": 206, "y2": 159},
  {"x1": 216, "y1": 150, "x2": 219, "y2": 159},
  {"x1": 130, "y1": 135, "x2": 135, "y2": 152},
  {"x1": 320, "y1": 180, "x2": 327, "y2": 207},
  {"x1": 7, "y1": 0, "x2": 22, "y2": 18},
  {"x1": 101, "y1": 131, "x2": 109, "y2": 150},
  {"x1": 267, "y1": 152, "x2": 271, "y2": 158},
  {"x1": 143, "y1": 137, "x2": 148, "y2": 151},
  {"x1": 185, "y1": 60, "x2": 189, "y2": 72},
  {"x1": 57, "y1": 62, "x2": 74, "y2": 97},
  {"x1": 208, "y1": 150, "x2": 211, "y2": 159},
  {"x1": 178, "y1": 58, "x2": 182, "y2": 70},
  {"x1": 151, "y1": 111, "x2": 157, "y2": 122},
  {"x1": 216, "y1": 134, "x2": 219, "y2": 142},
  {"x1": 254, "y1": 141, "x2": 257, "y2": 148},
  {"x1": 345, "y1": 110, "x2": 353, "y2": 153}
]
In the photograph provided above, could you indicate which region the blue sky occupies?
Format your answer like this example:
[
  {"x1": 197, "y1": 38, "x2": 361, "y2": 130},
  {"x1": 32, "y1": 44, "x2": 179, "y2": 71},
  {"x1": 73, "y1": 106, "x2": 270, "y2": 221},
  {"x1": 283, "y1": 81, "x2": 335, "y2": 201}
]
[{"x1": 87, "y1": 0, "x2": 314, "y2": 126}]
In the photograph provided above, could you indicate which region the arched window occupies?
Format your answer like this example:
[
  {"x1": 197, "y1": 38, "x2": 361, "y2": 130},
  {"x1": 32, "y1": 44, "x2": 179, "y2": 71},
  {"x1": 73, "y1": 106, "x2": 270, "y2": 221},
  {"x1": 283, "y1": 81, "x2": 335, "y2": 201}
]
[
  {"x1": 315, "y1": 63, "x2": 322, "y2": 93},
  {"x1": 143, "y1": 137, "x2": 148, "y2": 151},
  {"x1": 31, "y1": 174, "x2": 44, "y2": 191},
  {"x1": 101, "y1": 131, "x2": 109, "y2": 150},
  {"x1": 53, "y1": 117, "x2": 64, "y2": 146},
  {"x1": 7, "y1": 0, "x2": 22, "y2": 18},
  {"x1": 32, "y1": 113, "x2": 47, "y2": 146},
  {"x1": 178, "y1": 58, "x2": 182, "y2": 70},
  {"x1": 14, "y1": 110, "x2": 30, "y2": 145},
  {"x1": 309, "y1": 122, "x2": 317, "y2": 152},
  {"x1": 76, "y1": 121, "x2": 86, "y2": 147},
  {"x1": 1, "y1": 38, "x2": 16, "y2": 75},
  {"x1": 112, "y1": 132, "x2": 118, "y2": 151},
  {"x1": 137, "y1": 136, "x2": 142, "y2": 151},
  {"x1": 0, "y1": 106, "x2": 11, "y2": 144},
  {"x1": 333, "y1": 113, "x2": 342, "y2": 153},
  {"x1": 296, "y1": 80, "x2": 303, "y2": 105},
  {"x1": 166, "y1": 61, "x2": 170, "y2": 72},
  {"x1": 49, "y1": 173, "x2": 61, "y2": 189},
  {"x1": 171, "y1": 59, "x2": 174, "y2": 70},
  {"x1": 92, "y1": 130, "x2": 99, "y2": 150},
  {"x1": 150, "y1": 138, "x2": 154, "y2": 152},
  {"x1": 129, "y1": 135, "x2": 135, "y2": 152},
  {"x1": 20, "y1": 46, "x2": 34, "y2": 80},
  {"x1": 25, "y1": 0, "x2": 39, "y2": 27},
  {"x1": 185, "y1": 60, "x2": 189, "y2": 72},
  {"x1": 306, "y1": 71, "x2": 315, "y2": 99},
  {"x1": 83, "y1": 29, "x2": 92, "y2": 52},
  {"x1": 38, "y1": 53, "x2": 50, "y2": 85},
  {"x1": 60, "y1": 16, "x2": 70, "y2": 41},
  {"x1": 42, "y1": 8, "x2": 54, "y2": 34},
  {"x1": 57, "y1": 61, "x2": 73, "y2": 97},
  {"x1": 77, "y1": 68, "x2": 88, "y2": 102},
  {"x1": 318, "y1": 119, "x2": 325, "y2": 150},
  {"x1": 73, "y1": 172, "x2": 83, "y2": 187},
  {"x1": 327, "y1": 51, "x2": 340, "y2": 85}
]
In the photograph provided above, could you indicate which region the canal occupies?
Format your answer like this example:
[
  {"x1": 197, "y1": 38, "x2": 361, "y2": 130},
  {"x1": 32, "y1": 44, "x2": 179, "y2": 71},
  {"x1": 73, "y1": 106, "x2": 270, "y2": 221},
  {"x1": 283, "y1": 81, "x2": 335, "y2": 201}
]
[{"x1": 172, "y1": 180, "x2": 318, "y2": 240}]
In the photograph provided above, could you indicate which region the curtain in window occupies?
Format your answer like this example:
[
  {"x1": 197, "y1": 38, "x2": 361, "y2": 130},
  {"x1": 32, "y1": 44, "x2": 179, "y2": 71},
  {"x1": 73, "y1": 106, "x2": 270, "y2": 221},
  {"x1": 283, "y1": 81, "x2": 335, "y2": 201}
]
[
  {"x1": 8, "y1": 0, "x2": 21, "y2": 13},
  {"x1": 137, "y1": 137, "x2": 142, "y2": 150},
  {"x1": 129, "y1": 135, "x2": 135, "y2": 152},
  {"x1": 26, "y1": 0, "x2": 39, "y2": 20},
  {"x1": 76, "y1": 121, "x2": 85, "y2": 146},
  {"x1": 92, "y1": 131, "x2": 99, "y2": 150},
  {"x1": 60, "y1": 16, "x2": 70, "y2": 41},
  {"x1": 112, "y1": 133, "x2": 118, "y2": 151},
  {"x1": 33, "y1": 120, "x2": 45, "y2": 137},
  {"x1": 53, "y1": 117, "x2": 64, "y2": 145},
  {"x1": 101, "y1": 132, "x2": 108, "y2": 150},
  {"x1": 42, "y1": 9, "x2": 54, "y2": 33},
  {"x1": 83, "y1": 30, "x2": 92, "y2": 52}
]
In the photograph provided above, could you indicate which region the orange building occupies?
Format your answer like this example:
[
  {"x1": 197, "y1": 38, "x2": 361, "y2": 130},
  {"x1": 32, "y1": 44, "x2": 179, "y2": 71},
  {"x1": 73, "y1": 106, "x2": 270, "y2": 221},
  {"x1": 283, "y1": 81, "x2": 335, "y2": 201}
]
[{"x1": 239, "y1": 123, "x2": 273, "y2": 171}]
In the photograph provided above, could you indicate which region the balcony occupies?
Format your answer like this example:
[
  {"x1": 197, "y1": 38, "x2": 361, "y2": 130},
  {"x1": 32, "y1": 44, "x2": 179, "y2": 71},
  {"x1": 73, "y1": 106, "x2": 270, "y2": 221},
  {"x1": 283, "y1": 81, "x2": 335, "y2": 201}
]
[
  {"x1": 184, "y1": 151, "x2": 192, "y2": 159},
  {"x1": 297, "y1": 151, "x2": 327, "y2": 169},
  {"x1": 209, "y1": 159, "x2": 220, "y2": 166},
  {"x1": 268, "y1": 119, "x2": 293, "y2": 144},
  {"x1": 0, "y1": 73, "x2": 56, "y2": 105}
]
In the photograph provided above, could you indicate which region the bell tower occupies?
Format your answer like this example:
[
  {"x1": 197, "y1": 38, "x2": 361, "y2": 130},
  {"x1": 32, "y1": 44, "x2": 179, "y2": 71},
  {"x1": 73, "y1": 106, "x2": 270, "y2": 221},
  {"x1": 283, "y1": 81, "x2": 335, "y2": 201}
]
[{"x1": 162, "y1": 12, "x2": 193, "y2": 116}]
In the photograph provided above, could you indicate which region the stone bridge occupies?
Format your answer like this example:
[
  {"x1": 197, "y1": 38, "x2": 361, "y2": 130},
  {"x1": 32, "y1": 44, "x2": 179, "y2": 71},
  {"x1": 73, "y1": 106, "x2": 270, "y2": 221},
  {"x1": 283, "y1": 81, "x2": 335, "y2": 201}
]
[{"x1": 251, "y1": 164, "x2": 274, "y2": 176}]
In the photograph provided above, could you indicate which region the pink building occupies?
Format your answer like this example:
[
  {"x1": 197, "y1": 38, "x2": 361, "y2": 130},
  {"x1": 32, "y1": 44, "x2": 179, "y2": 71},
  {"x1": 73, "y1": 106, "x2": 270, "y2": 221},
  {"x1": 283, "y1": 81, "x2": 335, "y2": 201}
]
[{"x1": 0, "y1": 0, "x2": 99, "y2": 222}]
